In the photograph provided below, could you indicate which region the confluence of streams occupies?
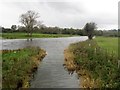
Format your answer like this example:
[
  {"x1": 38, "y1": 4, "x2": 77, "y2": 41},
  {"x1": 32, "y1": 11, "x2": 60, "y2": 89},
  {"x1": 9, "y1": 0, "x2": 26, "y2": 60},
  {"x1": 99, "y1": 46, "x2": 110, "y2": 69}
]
[{"x1": 1, "y1": 36, "x2": 88, "y2": 88}]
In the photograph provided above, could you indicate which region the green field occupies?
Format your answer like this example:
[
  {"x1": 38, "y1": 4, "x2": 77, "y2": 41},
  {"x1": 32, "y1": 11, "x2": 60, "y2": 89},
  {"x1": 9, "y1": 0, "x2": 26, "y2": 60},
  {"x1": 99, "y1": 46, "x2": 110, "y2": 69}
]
[
  {"x1": 95, "y1": 36, "x2": 118, "y2": 55},
  {"x1": 64, "y1": 36, "x2": 119, "y2": 88},
  {"x1": 2, "y1": 47, "x2": 46, "y2": 89},
  {"x1": 1, "y1": 33, "x2": 75, "y2": 39}
]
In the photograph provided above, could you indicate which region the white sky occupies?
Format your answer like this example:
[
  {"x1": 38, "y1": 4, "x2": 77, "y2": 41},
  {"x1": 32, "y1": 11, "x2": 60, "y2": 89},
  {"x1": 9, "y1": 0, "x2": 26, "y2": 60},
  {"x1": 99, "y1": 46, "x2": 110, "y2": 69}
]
[{"x1": 0, "y1": 0, "x2": 119, "y2": 30}]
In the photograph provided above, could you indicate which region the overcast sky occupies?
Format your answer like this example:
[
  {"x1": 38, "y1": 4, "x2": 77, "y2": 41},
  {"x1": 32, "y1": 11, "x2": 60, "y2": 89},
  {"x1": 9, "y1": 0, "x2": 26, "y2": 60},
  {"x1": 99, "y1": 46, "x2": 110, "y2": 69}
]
[{"x1": 0, "y1": 0, "x2": 119, "y2": 30}]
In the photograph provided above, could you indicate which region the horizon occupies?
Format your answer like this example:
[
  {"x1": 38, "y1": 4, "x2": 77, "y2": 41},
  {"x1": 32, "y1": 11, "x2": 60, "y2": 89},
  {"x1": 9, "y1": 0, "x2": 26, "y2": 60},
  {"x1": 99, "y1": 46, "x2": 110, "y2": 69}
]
[{"x1": 0, "y1": 25, "x2": 118, "y2": 31}]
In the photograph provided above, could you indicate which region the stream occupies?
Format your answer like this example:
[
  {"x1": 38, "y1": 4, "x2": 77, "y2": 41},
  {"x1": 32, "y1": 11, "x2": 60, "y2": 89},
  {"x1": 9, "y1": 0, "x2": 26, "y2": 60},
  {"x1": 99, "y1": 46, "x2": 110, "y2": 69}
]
[{"x1": 1, "y1": 36, "x2": 88, "y2": 88}]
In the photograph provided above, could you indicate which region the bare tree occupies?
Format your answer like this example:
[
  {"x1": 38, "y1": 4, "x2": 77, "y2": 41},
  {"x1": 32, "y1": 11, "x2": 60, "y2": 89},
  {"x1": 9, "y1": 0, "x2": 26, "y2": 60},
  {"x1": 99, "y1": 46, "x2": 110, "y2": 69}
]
[
  {"x1": 83, "y1": 22, "x2": 97, "y2": 39},
  {"x1": 19, "y1": 10, "x2": 40, "y2": 37}
]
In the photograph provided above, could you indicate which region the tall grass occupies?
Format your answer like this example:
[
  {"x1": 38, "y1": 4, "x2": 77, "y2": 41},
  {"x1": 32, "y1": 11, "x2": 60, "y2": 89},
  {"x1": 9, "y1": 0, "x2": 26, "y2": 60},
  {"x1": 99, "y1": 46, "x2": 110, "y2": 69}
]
[
  {"x1": 68, "y1": 39, "x2": 119, "y2": 88},
  {"x1": 2, "y1": 47, "x2": 46, "y2": 89}
]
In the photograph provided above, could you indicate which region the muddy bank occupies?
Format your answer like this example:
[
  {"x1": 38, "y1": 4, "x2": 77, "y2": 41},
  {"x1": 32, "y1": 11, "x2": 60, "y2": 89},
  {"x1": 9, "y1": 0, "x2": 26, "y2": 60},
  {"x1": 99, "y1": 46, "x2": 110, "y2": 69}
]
[{"x1": 2, "y1": 47, "x2": 46, "y2": 89}]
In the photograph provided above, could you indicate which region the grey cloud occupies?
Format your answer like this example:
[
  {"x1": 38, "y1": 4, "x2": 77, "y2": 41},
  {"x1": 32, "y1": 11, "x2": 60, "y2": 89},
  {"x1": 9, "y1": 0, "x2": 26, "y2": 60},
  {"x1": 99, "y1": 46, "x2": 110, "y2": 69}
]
[
  {"x1": 46, "y1": 2, "x2": 84, "y2": 14},
  {"x1": 119, "y1": 1, "x2": 120, "y2": 29},
  {"x1": 0, "y1": 1, "x2": 117, "y2": 29}
]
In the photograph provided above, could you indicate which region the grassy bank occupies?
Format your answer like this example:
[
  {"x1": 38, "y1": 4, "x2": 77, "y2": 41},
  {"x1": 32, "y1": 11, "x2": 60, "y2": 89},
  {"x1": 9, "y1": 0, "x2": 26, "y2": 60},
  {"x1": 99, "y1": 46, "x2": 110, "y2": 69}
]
[
  {"x1": 2, "y1": 47, "x2": 46, "y2": 89},
  {"x1": 1, "y1": 33, "x2": 76, "y2": 39},
  {"x1": 64, "y1": 37, "x2": 119, "y2": 88}
]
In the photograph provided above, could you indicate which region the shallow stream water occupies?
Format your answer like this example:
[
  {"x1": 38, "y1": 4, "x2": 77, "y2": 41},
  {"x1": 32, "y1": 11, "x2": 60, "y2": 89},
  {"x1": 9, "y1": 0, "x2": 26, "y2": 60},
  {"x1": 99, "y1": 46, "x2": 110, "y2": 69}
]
[{"x1": 1, "y1": 36, "x2": 88, "y2": 88}]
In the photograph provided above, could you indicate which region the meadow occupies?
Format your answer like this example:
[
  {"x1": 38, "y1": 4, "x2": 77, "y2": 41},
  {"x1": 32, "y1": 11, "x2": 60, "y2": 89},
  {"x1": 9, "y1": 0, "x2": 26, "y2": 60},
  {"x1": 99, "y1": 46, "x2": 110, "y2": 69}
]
[
  {"x1": 64, "y1": 36, "x2": 119, "y2": 88},
  {"x1": 1, "y1": 33, "x2": 75, "y2": 39},
  {"x1": 2, "y1": 47, "x2": 46, "y2": 89},
  {"x1": 95, "y1": 36, "x2": 118, "y2": 55}
]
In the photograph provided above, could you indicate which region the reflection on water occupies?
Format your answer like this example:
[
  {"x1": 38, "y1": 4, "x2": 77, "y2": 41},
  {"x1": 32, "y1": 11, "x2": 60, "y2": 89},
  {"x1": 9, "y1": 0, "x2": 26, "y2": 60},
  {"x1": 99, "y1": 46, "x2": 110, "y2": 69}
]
[{"x1": 1, "y1": 36, "x2": 88, "y2": 88}]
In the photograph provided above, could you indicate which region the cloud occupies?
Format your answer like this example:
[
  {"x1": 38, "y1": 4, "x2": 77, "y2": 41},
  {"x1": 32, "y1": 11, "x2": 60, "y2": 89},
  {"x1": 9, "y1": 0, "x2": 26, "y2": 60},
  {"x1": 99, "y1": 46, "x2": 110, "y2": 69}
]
[
  {"x1": 46, "y1": 2, "x2": 84, "y2": 14},
  {"x1": 0, "y1": 0, "x2": 119, "y2": 30}
]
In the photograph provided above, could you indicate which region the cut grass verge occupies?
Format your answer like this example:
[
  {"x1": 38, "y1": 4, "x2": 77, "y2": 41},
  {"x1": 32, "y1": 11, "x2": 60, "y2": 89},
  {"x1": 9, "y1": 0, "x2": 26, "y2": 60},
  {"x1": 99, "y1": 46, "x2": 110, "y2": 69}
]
[
  {"x1": 64, "y1": 39, "x2": 119, "y2": 88},
  {"x1": 2, "y1": 47, "x2": 46, "y2": 89}
]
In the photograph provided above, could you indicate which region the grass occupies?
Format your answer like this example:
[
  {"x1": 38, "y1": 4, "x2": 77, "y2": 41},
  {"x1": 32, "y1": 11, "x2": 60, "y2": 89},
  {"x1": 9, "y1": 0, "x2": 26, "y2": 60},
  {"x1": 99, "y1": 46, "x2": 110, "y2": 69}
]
[
  {"x1": 64, "y1": 36, "x2": 119, "y2": 88},
  {"x1": 95, "y1": 36, "x2": 118, "y2": 55},
  {"x1": 2, "y1": 47, "x2": 46, "y2": 89},
  {"x1": 1, "y1": 33, "x2": 76, "y2": 39}
]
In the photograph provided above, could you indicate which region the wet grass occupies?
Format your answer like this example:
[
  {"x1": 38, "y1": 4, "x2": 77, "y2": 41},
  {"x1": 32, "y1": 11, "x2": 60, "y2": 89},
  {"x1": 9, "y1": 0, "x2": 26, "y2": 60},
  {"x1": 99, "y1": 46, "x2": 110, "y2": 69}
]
[
  {"x1": 64, "y1": 37, "x2": 119, "y2": 88},
  {"x1": 1, "y1": 33, "x2": 76, "y2": 39},
  {"x1": 2, "y1": 47, "x2": 46, "y2": 89}
]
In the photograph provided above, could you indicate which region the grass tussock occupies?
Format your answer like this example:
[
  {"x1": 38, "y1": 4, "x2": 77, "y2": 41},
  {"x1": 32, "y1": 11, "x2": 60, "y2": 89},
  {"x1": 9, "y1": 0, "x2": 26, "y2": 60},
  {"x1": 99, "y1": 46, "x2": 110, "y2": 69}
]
[
  {"x1": 64, "y1": 39, "x2": 119, "y2": 88},
  {"x1": 2, "y1": 47, "x2": 46, "y2": 89}
]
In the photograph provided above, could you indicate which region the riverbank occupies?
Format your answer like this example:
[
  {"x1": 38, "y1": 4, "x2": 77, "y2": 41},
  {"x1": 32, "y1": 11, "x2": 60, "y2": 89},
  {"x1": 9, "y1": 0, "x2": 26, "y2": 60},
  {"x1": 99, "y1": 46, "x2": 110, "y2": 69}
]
[
  {"x1": 2, "y1": 47, "x2": 46, "y2": 89},
  {"x1": 1, "y1": 33, "x2": 77, "y2": 39},
  {"x1": 64, "y1": 37, "x2": 119, "y2": 88}
]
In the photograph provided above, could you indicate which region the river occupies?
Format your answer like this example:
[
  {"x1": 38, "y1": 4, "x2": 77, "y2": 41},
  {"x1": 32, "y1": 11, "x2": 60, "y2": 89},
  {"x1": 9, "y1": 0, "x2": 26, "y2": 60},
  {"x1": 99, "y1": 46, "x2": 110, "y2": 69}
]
[{"x1": 1, "y1": 36, "x2": 88, "y2": 88}]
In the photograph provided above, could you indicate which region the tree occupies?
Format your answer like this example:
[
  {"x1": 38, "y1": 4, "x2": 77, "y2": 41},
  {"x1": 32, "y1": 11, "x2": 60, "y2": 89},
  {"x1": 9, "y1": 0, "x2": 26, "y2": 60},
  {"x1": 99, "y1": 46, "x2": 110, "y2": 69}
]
[
  {"x1": 11, "y1": 25, "x2": 17, "y2": 32},
  {"x1": 19, "y1": 10, "x2": 40, "y2": 37},
  {"x1": 17, "y1": 26, "x2": 26, "y2": 32},
  {"x1": 83, "y1": 22, "x2": 97, "y2": 39}
]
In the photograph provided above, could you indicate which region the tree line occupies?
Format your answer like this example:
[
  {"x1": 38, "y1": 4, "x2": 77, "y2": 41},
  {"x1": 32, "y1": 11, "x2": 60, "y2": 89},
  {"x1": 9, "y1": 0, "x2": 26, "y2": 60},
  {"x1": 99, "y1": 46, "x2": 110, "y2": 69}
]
[
  {"x1": 0, "y1": 10, "x2": 119, "y2": 39},
  {"x1": 1, "y1": 26, "x2": 118, "y2": 37}
]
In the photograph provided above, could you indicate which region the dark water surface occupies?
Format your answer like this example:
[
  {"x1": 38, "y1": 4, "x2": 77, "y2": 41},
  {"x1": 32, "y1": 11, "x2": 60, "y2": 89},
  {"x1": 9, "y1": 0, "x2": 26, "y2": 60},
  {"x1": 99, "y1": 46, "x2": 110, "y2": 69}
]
[{"x1": 1, "y1": 36, "x2": 88, "y2": 88}]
